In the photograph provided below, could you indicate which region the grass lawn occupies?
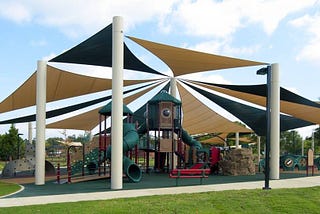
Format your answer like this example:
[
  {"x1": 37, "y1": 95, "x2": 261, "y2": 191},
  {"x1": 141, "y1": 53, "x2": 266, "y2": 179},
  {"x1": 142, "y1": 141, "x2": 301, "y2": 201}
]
[
  {"x1": 0, "y1": 186, "x2": 319, "y2": 213},
  {"x1": 0, "y1": 181, "x2": 21, "y2": 197}
]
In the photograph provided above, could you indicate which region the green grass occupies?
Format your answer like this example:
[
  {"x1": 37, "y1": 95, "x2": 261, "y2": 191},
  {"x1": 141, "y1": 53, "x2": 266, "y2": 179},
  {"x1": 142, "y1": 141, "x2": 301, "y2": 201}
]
[
  {"x1": 0, "y1": 181, "x2": 21, "y2": 197},
  {"x1": 1, "y1": 186, "x2": 319, "y2": 213}
]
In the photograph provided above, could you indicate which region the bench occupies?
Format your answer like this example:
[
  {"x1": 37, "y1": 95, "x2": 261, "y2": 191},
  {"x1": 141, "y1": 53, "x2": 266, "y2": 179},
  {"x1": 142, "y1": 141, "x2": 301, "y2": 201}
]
[{"x1": 169, "y1": 168, "x2": 210, "y2": 186}]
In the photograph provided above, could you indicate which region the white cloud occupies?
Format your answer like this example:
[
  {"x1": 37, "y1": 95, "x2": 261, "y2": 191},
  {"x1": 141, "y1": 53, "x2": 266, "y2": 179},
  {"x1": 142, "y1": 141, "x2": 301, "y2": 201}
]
[
  {"x1": 160, "y1": 0, "x2": 316, "y2": 38},
  {"x1": 290, "y1": 13, "x2": 320, "y2": 65},
  {"x1": 179, "y1": 72, "x2": 232, "y2": 84},
  {"x1": 0, "y1": 0, "x2": 179, "y2": 38},
  {"x1": 187, "y1": 38, "x2": 261, "y2": 57},
  {"x1": 30, "y1": 39, "x2": 47, "y2": 47},
  {"x1": 0, "y1": 2, "x2": 31, "y2": 23},
  {"x1": 0, "y1": 0, "x2": 315, "y2": 40}
]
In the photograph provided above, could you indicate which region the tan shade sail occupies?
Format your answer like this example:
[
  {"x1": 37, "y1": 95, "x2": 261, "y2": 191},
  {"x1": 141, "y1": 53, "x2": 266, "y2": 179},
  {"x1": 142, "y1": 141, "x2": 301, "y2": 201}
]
[
  {"x1": 177, "y1": 81, "x2": 252, "y2": 135},
  {"x1": 128, "y1": 36, "x2": 267, "y2": 77},
  {"x1": 0, "y1": 65, "x2": 160, "y2": 113},
  {"x1": 229, "y1": 137, "x2": 254, "y2": 143},
  {"x1": 192, "y1": 81, "x2": 320, "y2": 124},
  {"x1": 201, "y1": 133, "x2": 228, "y2": 145},
  {"x1": 46, "y1": 81, "x2": 165, "y2": 130}
]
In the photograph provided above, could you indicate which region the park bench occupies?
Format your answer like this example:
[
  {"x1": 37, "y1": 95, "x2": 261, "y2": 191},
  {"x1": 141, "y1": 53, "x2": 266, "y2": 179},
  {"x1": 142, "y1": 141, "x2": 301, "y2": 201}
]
[{"x1": 169, "y1": 168, "x2": 210, "y2": 186}]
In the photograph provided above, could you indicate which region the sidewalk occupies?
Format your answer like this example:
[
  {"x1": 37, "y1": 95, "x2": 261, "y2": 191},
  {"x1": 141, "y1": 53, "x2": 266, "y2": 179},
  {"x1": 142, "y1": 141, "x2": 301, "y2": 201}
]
[{"x1": 0, "y1": 176, "x2": 319, "y2": 207}]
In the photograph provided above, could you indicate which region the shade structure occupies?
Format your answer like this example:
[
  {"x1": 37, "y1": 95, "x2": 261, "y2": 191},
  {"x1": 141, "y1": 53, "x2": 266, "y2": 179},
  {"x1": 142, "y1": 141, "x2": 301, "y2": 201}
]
[
  {"x1": 128, "y1": 36, "x2": 267, "y2": 77},
  {"x1": 190, "y1": 80, "x2": 320, "y2": 125},
  {"x1": 0, "y1": 79, "x2": 163, "y2": 125},
  {"x1": 183, "y1": 80, "x2": 314, "y2": 136},
  {"x1": 200, "y1": 133, "x2": 229, "y2": 145},
  {"x1": 0, "y1": 65, "x2": 160, "y2": 113},
  {"x1": 177, "y1": 81, "x2": 253, "y2": 135},
  {"x1": 46, "y1": 80, "x2": 165, "y2": 130},
  {"x1": 50, "y1": 24, "x2": 164, "y2": 76}
]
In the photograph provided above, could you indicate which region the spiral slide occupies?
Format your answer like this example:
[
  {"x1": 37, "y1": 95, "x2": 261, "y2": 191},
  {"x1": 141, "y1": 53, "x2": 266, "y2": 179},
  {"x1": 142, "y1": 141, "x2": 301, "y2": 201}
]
[
  {"x1": 181, "y1": 129, "x2": 202, "y2": 150},
  {"x1": 107, "y1": 123, "x2": 142, "y2": 182}
]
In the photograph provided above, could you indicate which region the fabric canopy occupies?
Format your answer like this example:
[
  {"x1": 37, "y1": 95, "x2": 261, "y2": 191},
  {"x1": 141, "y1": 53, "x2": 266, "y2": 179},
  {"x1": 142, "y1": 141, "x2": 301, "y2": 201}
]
[
  {"x1": 50, "y1": 24, "x2": 165, "y2": 76},
  {"x1": 200, "y1": 133, "x2": 229, "y2": 145},
  {"x1": 0, "y1": 65, "x2": 159, "y2": 113},
  {"x1": 127, "y1": 36, "x2": 267, "y2": 77},
  {"x1": 46, "y1": 80, "x2": 165, "y2": 130},
  {"x1": 182, "y1": 80, "x2": 314, "y2": 136},
  {"x1": 177, "y1": 81, "x2": 253, "y2": 134},
  {"x1": 190, "y1": 80, "x2": 320, "y2": 124},
  {"x1": 0, "y1": 81, "x2": 162, "y2": 125}
]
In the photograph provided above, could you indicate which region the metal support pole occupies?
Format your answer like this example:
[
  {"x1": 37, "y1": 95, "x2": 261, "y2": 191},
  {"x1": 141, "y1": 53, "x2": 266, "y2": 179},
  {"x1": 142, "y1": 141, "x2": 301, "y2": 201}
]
[
  {"x1": 263, "y1": 65, "x2": 271, "y2": 189},
  {"x1": 111, "y1": 16, "x2": 123, "y2": 190},
  {"x1": 257, "y1": 136, "x2": 261, "y2": 164},
  {"x1": 270, "y1": 63, "x2": 280, "y2": 180}
]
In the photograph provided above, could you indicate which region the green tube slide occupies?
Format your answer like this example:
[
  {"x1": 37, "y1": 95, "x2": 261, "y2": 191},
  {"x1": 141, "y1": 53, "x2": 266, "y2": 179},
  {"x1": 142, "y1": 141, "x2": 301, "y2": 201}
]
[
  {"x1": 107, "y1": 123, "x2": 142, "y2": 182},
  {"x1": 182, "y1": 129, "x2": 202, "y2": 149}
]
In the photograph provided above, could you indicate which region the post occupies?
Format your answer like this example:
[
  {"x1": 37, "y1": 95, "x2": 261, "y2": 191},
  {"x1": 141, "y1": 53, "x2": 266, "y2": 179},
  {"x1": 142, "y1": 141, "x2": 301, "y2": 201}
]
[
  {"x1": 270, "y1": 63, "x2": 280, "y2": 180},
  {"x1": 235, "y1": 132, "x2": 240, "y2": 149},
  {"x1": 257, "y1": 136, "x2": 261, "y2": 164},
  {"x1": 264, "y1": 65, "x2": 271, "y2": 189},
  {"x1": 111, "y1": 16, "x2": 124, "y2": 190},
  {"x1": 35, "y1": 60, "x2": 47, "y2": 185},
  {"x1": 170, "y1": 77, "x2": 177, "y2": 169},
  {"x1": 312, "y1": 131, "x2": 315, "y2": 151},
  {"x1": 28, "y1": 122, "x2": 33, "y2": 144}
]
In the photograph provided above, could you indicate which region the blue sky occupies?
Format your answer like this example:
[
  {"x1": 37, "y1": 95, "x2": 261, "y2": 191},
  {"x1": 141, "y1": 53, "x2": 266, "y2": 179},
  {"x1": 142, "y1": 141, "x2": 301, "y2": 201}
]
[{"x1": 0, "y1": 0, "x2": 319, "y2": 138}]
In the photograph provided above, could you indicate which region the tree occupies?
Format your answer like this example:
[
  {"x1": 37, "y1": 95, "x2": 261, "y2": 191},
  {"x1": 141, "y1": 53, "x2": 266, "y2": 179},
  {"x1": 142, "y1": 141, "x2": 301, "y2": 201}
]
[
  {"x1": 280, "y1": 130, "x2": 302, "y2": 155},
  {"x1": 0, "y1": 124, "x2": 24, "y2": 161}
]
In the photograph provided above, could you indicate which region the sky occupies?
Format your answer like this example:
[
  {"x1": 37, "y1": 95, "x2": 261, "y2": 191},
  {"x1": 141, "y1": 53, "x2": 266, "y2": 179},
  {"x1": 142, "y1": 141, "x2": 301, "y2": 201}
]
[{"x1": 0, "y1": 0, "x2": 319, "y2": 140}]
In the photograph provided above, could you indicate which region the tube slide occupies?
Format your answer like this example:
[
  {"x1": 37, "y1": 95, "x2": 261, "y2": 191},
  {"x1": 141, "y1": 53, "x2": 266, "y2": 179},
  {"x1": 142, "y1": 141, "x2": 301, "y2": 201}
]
[
  {"x1": 181, "y1": 129, "x2": 202, "y2": 149},
  {"x1": 107, "y1": 123, "x2": 142, "y2": 182}
]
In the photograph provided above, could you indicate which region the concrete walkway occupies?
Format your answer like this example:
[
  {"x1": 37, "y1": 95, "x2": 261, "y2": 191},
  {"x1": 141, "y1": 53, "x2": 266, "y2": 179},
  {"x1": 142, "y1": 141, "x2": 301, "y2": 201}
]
[{"x1": 0, "y1": 176, "x2": 319, "y2": 207}]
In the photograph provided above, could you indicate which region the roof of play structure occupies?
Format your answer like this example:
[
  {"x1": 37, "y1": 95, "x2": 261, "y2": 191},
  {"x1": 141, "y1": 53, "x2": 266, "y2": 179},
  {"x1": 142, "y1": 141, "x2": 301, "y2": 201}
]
[
  {"x1": 0, "y1": 23, "x2": 319, "y2": 136},
  {"x1": 99, "y1": 102, "x2": 133, "y2": 116},
  {"x1": 148, "y1": 90, "x2": 181, "y2": 105}
]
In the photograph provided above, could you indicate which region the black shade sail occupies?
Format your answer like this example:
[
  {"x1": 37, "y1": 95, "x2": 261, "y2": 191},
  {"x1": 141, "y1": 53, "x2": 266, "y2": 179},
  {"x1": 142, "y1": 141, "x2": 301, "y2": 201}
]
[
  {"x1": 182, "y1": 81, "x2": 314, "y2": 136},
  {"x1": 50, "y1": 24, "x2": 165, "y2": 76}
]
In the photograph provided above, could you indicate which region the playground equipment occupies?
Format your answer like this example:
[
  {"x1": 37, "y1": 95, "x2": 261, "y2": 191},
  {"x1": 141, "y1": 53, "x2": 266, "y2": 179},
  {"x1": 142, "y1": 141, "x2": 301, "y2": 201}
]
[
  {"x1": 138, "y1": 90, "x2": 208, "y2": 173},
  {"x1": 259, "y1": 154, "x2": 320, "y2": 172},
  {"x1": 99, "y1": 102, "x2": 142, "y2": 183},
  {"x1": 2, "y1": 142, "x2": 55, "y2": 177},
  {"x1": 106, "y1": 123, "x2": 142, "y2": 182},
  {"x1": 66, "y1": 91, "x2": 222, "y2": 183}
]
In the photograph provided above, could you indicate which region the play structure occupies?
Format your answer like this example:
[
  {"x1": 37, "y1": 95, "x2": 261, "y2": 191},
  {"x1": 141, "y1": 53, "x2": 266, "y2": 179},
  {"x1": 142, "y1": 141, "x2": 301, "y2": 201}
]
[
  {"x1": 2, "y1": 143, "x2": 55, "y2": 177},
  {"x1": 66, "y1": 90, "x2": 223, "y2": 183},
  {"x1": 259, "y1": 154, "x2": 320, "y2": 172}
]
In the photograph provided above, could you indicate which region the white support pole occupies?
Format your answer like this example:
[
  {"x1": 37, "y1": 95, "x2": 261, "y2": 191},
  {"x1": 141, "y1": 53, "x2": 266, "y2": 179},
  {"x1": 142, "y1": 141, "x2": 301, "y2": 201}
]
[
  {"x1": 169, "y1": 77, "x2": 177, "y2": 169},
  {"x1": 28, "y1": 122, "x2": 33, "y2": 144},
  {"x1": 111, "y1": 16, "x2": 123, "y2": 190},
  {"x1": 170, "y1": 77, "x2": 177, "y2": 97},
  {"x1": 301, "y1": 140, "x2": 304, "y2": 156},
  {"x1": 235, "y1": 132, "x2": 240, "y2": 149},
  {"x1": 312, "y1": 131, "x2": 315, "y2": 151},
  {"x1": 35, "y1": 60, "x2": 47, "y2": 185},
  {"x1": 270, "y1": 63, "x2": 280, "y2": 180}
]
